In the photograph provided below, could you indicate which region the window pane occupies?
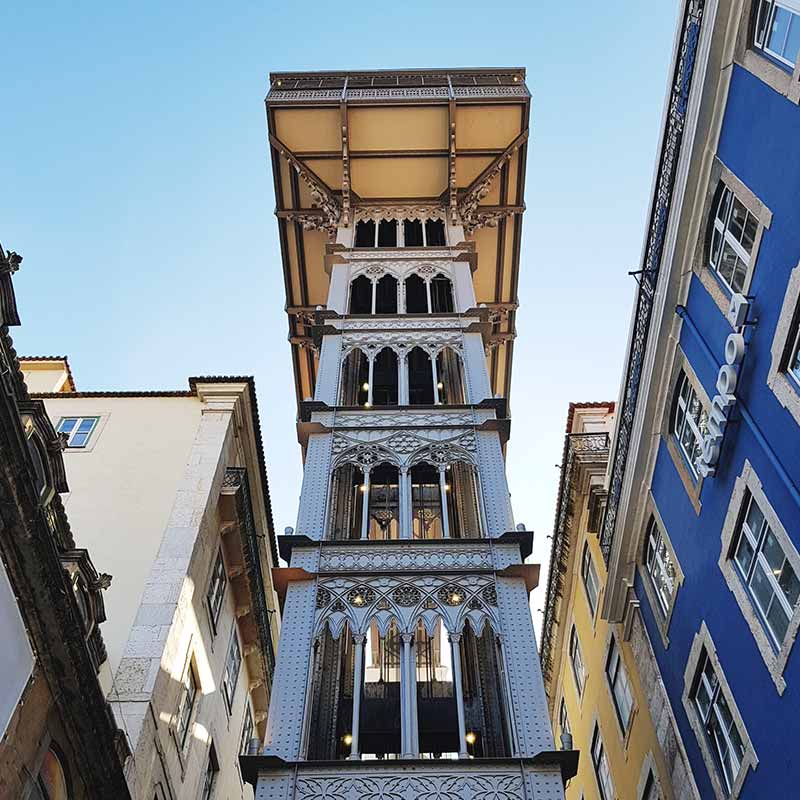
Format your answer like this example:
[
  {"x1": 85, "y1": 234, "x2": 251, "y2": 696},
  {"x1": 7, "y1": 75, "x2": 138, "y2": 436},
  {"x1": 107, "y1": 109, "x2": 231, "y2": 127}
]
[
  {"x1": 77, "y1": 418, "x2": 95, "y2": 433},
  {"x1": 70, "y1": 432, "x2": 90, "y2": 448},
  {"x1": 716, "y1": 187, "x2": 731, "y2": 224},
  {"x1": 779, "y1": 559, "x2": 800, "y2": 606},
  {"x1": 734, "y1": 533, "x2": 756, "y2": 576},
  {"x1": 728, "y1": 198, "x2": 748, "y2": 243},
  {"x1": 769, "y1": 6, "x2": 791, "y2": 53},
  {"x1": 750, "y1": 562, "x2": 776, "y2": 619},
  {"x1": 711, "y1": 227, "x2": 723, "y2": 265},
  {"x1": 766, "y1": 598, "x2": 790, "y2": 643},
  {"x1": 785, "y1": 14, "x2": 800, "y2": 62},
  {"x1": 718, "y1": 241, "x2": 739, "y2": 286},
  {"x1": 756, "y1": 0, "x2": 774, "y2": 45},
  {"x1": 57, "y1": 418, "x2": 77, "y2": 434},
  {"x1": 745, "y1": 498, "x2": 765, "y2": 538},
  {"x1": 742, "y1": 213, "x2": 758, "y2": 253}
]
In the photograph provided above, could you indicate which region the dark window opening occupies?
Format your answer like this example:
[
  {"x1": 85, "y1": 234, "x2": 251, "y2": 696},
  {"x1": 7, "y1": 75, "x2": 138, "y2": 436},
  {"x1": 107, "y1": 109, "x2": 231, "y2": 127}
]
[
  {"x1": 349, "y1": 276, "x2": 373, "y2": 314},
  {"x1": 430, "y1": 275, "x2": 454, "y2": 313},
  {"x1": 445, "y1": 462, "x2": 482, "y2": 539},
  {"x1": 405, "y1": 274, "x2": 428, "y2": 313},
  {"x1": 404, "y1": 219, "x2": 424, "y2": 246},
  {"x1": 340, "y1": 349, "x2": 369, "y2": 405},
  {"x1": 411, "y1": 462, "x2": 443, "y2": 539},
  {"x1": 375, "y1": 274, "x2": 398, "y2": 314},
  {"x1": 355, "y1": 220, "x2": 375, "y2": 248},
  {"x1": 360, "y1": 621, "x2": 402, "y2": 757},
  {"x1": 416, "y1": 620, "x2": 458, "y2": 757},
  {"x1": 372, "y1": 348, "x2": 398, "y2": 406},
  {"x1": 378, "y1": 219, "x2": 397, "y2": 247},
  {"x1": 425, "y1": 219, "x2": 446, "y2": 246},
  {"x1": 436, "y1": 348, "x2": 465, "y2": 404},
  {"x1": 408, "y1": 347, "x2": 434, "y2": 405},
  {"x1": 368, "y1": 462, "x2": 400, "y2": 540},
  {"x1": 329, "y1": 464, "x2": 364, "y2": 541}
]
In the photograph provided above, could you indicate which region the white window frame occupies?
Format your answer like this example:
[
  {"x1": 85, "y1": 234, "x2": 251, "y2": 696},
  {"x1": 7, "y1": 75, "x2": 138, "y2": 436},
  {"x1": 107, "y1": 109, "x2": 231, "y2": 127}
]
[
  {"x1": 768, "y1": 263, "x2": 800, "y2": 425},
  {"x1": 558, "y1": 696, "x2": 570, "y2": 737},
  {"x1": 788, "y1": 319, "x2": 800, "y2": 388},
  {"x1": 581, "y1": 542, "x2": 600, "y2": 620},
  {"x1": 569, "y1": 625, "x2": 585, "y2": 697},
  {"x1": 56, "y1": 416, "x2": 99, "y2": 449},
  {"x1": 240, "y1": 702, "x2": 255, "y2": 755},
  {"x1": 754, "y1": 0, "x2": 800, "y2": 67},
  {"x1": 682, "y1": 624, "x2": 757, "y2": 800},
  {"x1": 605, "y1": 636, "x2": 634, "y2": 733},
  {"x1": 644, "y1": 516, "x2": 677, "y2": 618},
  {"x1": 673, "y1": 370, "x2": 708, "y2": 480},
  {"x1": 708, "y1": 186, "x2": 758, "y2": 295},
  {"x1": 200, "y1": 741, "x2": 219, "y2": 800},
  {"x1": 222, "y1": 631, "x2": 242, "y2": 712},
  {"x1": 590, "y1": 724, "x2": 615, "y2": 800},
  {"x1": 176, "y1": 660, "x2": 198, "y2": 750},
  {"x1": 206, "y1": 550, "x2": 227, "y2": 634}
]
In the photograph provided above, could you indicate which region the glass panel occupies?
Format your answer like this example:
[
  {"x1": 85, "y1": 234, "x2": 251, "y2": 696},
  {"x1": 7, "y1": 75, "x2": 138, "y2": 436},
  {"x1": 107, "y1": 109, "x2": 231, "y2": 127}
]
[
  {"x1": 790, "y1": 332, "x2": 800, "y2": 381},
  {"x1": 711, "y1": 227, "x2": 723, "y2": 266},
  {"x1": 718, "y1": 241, "x2": 739, "y2": 287},
  {"x1": 756, "y1": 0, "x2": 774, "y2": 45},
  {"x1": 742, "y1": 213, "x2": 758, "y2": 254},
  {"x1": 57, "y1": 418, "x2": 77, "y2": 434},
  {"x1": 779, "y1": 558, "x2": 800, "y2": 606},
  {"x1": 716, "y1": 187, "x2": 731, "y2": 225},
  {"x1": 728, "y1": 198, "x2": 748, "y2": 242},
  {"x1": 734, "y1": 532, "x2": 756, "y2": 577},
  {"x1": 768, "y1": 6, "x2": 792, "y2": 54},
  {"x1": 750, "y1": 562, "x2": 776, "y2": 619},
  {"x1": 766, "y1": 596, "x2": 790, "y2": 643},
  {"x1": 745, "y1": 498, "x2": 765, "y2": 538},
  {"x1": 77, "y1": 418, "x2": 95, "y2": 433},
  {"x1": 785, "y1": 13, "x2": 800, "y2": 62}
]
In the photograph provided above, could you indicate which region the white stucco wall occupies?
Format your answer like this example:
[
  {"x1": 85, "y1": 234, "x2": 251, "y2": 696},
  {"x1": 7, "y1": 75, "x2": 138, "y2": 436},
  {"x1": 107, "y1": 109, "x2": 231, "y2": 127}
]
[{"x1": 41, "y1": 395, "x2": 201, "y2": 675}]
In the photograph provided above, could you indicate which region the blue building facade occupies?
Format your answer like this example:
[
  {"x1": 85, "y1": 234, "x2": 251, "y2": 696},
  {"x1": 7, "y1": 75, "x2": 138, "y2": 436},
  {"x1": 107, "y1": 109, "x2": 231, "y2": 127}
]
[{"x1": 602, "y1": 1, "x2": 800, "y2": 798}]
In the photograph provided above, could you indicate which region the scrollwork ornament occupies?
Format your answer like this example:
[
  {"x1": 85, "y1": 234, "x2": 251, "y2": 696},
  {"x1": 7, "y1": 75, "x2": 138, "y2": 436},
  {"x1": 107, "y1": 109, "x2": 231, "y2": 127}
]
[{"x1": 392, "y1": 585, "x2": 422, "y2": 607}]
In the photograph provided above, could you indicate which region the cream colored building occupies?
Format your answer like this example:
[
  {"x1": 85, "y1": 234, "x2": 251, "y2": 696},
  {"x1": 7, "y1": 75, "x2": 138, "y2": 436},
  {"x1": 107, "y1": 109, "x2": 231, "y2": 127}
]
[{"x1": 20, "y1": 358, "x2": 280, "y2": 800}]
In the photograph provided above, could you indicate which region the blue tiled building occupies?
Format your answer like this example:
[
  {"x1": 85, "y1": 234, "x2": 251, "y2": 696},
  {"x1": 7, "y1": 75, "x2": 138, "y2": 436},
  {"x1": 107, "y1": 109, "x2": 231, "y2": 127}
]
[{"x1": 601, "y1": 1, "x2": 800, "y2": 798}]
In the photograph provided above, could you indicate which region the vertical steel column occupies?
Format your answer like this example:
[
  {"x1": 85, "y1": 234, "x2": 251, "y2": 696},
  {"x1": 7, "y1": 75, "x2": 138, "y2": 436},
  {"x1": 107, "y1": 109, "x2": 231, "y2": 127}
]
[
  {"x1": 439, "y1": 464, "x2": 451, "y2": 539},
  {"x1": 349, "y1": 634, "x2": 365, "y2": 759},
  {"x1": 449, "y1": 632, "x2": 469, "y2": 758}
]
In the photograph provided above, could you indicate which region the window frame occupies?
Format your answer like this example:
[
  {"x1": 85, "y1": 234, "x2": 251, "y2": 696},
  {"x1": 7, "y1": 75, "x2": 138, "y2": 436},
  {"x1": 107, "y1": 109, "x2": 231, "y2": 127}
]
[
  {"x1": 718, "y1": 460, "x2": 800, "y2": 694},
  {"x1": 767, "y1": 263, "x2": 800, "y2": 425},
  {"x1": 605, "y1": 635, "x2": 635, "y2": 735},
  {"x1": 708, "y1": 185, "x2": 758, "y2": 295},
  {"x1": 222, "y1": 630, "x2": 243, "y2": 712},
  {"x1": 558, "y1": 695, "x2": 570, "y2": 738},
  {"x1": 590, "y1": 723, "x2": 615, "y2": 800},
  {"x1": 568, "y1": 625, "x2": 586, "y2": 697},
  {"x1": 240, "y1": 702, "x2": 255, "y2": 756},
  {"x1": 206, "y1": 550, "x2": 227, "y2": 635},
  {"x1": 200, "y1": 741, "x2": 219, "y2": 800},
  {"x1": 56, "y1": 416, "x2": 99, "y2": 449},
  {"x1": 176, "y1": 660, "x2": 199, "y2": 750},
  {"x1": 682, "y1": 624, "x2": 757, "y2": 800},
  {"x1": 753, "y1": 0, "x2": 800, "y2": 68},
  {"x1": 581, "y1": 542, "x2": 600, "y2": 620},
  {"x1": 672, "y1": 369, "x2": 708, "y2": 480}
]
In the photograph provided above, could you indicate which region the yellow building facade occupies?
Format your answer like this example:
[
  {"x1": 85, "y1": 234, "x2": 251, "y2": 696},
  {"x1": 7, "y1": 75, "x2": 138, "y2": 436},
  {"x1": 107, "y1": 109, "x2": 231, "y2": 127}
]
[{"x1": 541, "y1": 403, "x2": 696, "y2": 800}]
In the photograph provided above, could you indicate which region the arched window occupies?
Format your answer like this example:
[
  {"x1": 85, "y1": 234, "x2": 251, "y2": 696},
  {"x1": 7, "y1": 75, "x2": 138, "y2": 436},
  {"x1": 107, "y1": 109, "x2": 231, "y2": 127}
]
[
  {"x1": 306, "y1": 624, "x2": 356, "y2": 760},
  {"x1": 361, "y1": 620, "x2": 402, "y2": 757},
  {"x1": 459, "y1": 621, "x2": 512, "y2": 757},
  {"x1": 355, "y1": 220, "x2": 376, "y2": 248},
  {"x1": 403, "y1": 219, "x2": 424, "y2": 246},
  {"x1": 404, "y1": 274, "x2": 428, "y2": 313},
  {"x1": 416, "y1": 618, "x2": 459, "y2": 757},
  {"x1": 425, "y1": 219, "x2": 446, "y2": 246},
  {"x1": 377, "y1": 219, "x2": 398, "y2": 247},
  {"x1": 349, "y1": 275, "x2": 373, "y2": 314},
  {"x1": 32, "y1": 747, "x2": 70, "y2": 800},
  {"x1": 408, "y1": 347, "x2": 434, "y2": 405},
  {"x1": 340, "y1": 349, "x2": 369, "y2": 405},
  {"x1": 436, "y1": 348, "x2": 466, "y2": 404},
  {"x1": 444, "y1": 461, "x2": 482, "y2": 539},
  {"x1": 430, "y1": 274, "x2": 454, "y2": 313},
  {"x1": 328, "y1": 464, "x2": 364, "y2": 541},
  {"x1": 375, "y1": 274, "x2": 398, "y2": 314},
  {"x1": 372, "y1": 348, "x2": 398, "y2": 406},
  {"x1": 367, "y1": 463, "x2": 400, "y2": 540},
  {"x1": 411, "y1": 462, "x2": 443, "y2": 540}
]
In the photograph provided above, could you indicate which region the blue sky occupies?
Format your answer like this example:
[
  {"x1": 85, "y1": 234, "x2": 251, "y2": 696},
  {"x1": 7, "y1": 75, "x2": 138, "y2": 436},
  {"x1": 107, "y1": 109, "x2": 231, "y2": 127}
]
[{"x1": 1, "y1": 1, "x2": 678, "y2": 630}]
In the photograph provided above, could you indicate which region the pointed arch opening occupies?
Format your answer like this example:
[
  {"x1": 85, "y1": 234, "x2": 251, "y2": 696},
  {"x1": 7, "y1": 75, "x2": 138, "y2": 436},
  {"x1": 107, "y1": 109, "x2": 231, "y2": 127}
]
[
  {"x1": 425, "y1": 219, "x2": 446, "y2": 247},
  {"x1": 405, "y1": 274, "x2": 428, "y2": 314},
  {"x1": 436, "y1": 347, "x2": 466, "y2": 405},
  {"x1": 340, "y1": 349, "x2": 370, "y2": 406},
  {"x1": 375, "y1": 274, "x2": 398, "y2": 314},
  {"x1": 306, "y1": 622, "x2": 356, "y2": 760},
  {"x1": 368, "y1": 462, "x2": 400, "y2": 540},
  {"x1": 328, "y1": 464, "x2": 364, "y2": 541},
  {"x1": 349, "y1": 275, "x2": 373, "y2": 314},
  {"x1": 361, "y1": 619, "x2": 402, "y2": 758},
  {"x1": 430, "y1": 274, "x2": 454, "y2": 313},
  {"x1": 411, "y1": 462, "x2": 443, "y2": 540},
  {"x1": 377, "y1": 219, "x2": 397, "y2": 247},
  {"x1": 355, "y1": 220, "x2": 376, "y2": 248},
  {"x1": 404, "y1": 219, "x2": 424, "y2": 247},
  {"x1": 372, "y1": 348, "x2": 398, "y2": 406},
  {"x1": 445, "y1": 461, "x2": 483, "y2": 540},
  {"x1": 408, "y1": 347, "x2": 434, "y2": 405}
]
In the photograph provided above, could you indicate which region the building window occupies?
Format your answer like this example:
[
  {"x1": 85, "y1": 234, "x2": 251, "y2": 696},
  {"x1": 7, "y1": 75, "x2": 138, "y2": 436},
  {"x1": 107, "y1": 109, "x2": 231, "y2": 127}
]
[
  {"x1": 731, "y1": 492, "x2": 800, "y2": 648},
  {"x1": 672, "y1": 370, "x2": 708, "y2": 478},
  {"x1": 581, "y1": 542, "x2": 600, "y2": 619},
  {"x1": 206, "y1": 550, "x2": 227, "y2": 633},
  {"x1": 569, "y1": 626, "x2": 585, "y2": 696},
  {"x1": 56, "y1": 416, "x2": 99, "y2": 448},
  {"x1": 642, "y1": 770, "x2": 661, "y2": 800},
  {"x1": 644, "y1": 516, "x2": 678, "y2": 617},
  {"x1": 606, "y1": 637, "x2": 634, "y2": 732},
  {"x1": 689, "y1": 647, "x2": 748, "y2": 794},
  {"x1": 788, "y1": 317, "x2": 800, "y2": 388},
  {"x1": 709, "y1": 185, "x2": 758, "y2": 294},
  {"x1": 200, "y1": 742, "x2": 219, "y2": 800},
  {"x1": 176, "y1": 662, "x2": 199, "y2": 748},
  {"x1": 240, "y1": 703, "x2": 255, "y2": 755},
  {"x1": 591, "y1": 725, "x2": 615, "y2": 800},
  {"x1": 754, "y1": 0, "x2": 800, "y2": 69},
  {"x1": 558, "y1": 696, "x2": 570, "y2": 737},
  {"x1": 223, "y1": 633, "x2": 242, "y2": 711}
]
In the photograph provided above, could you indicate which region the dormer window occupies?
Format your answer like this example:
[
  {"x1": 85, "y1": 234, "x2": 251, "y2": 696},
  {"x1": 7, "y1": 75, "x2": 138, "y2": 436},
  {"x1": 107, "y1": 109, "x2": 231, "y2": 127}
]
[{"x1": 57, "y1": 416, "x2": 99, "y2": 448}]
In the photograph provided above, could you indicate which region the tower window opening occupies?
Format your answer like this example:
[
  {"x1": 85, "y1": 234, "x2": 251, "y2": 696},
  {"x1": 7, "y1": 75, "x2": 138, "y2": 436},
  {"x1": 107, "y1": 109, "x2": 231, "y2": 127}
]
[
  {"x1": 408, "y1": 347, "x2": 434, "y2": 405},
  {"x1": 405, "y1": 274, "x2": 429, "y2": 313},
  {"x1": 436, "y1": 348, "x2": 466, "y2": 405},
  {"x1": 340, "y1": 349, "x2": 369, "y2": 405},
  {"x1": 372, "y1": 348, "x2": 399, "y2": 406},
  {"x1": 368, "y1": 462, "x2": 400, "y2": 540},
  {"x1": 378, "y1": 219, "x2": 398, "y2": 247},
  {"x1": 328, "y1": 464, "x2": 364, "y2": 541},
  {"x1": 355, "y1": 220, "x2": 376, "y2": 248},
  {"x1": 425, "y1": 219, "x2": 446, "y2": 246},
  {"x1": 349, "y1": 275, "x2": 373, "y2": 314},
  {"x1": 375, "y1": 274, "x2": 398, "y2": 314},
  {"x1": 404, "y1": 219, "x2": 424, "y2": 247},
  {"x1": 360, "y1": 621, "x2": 402, "y2": 757},
  {"x1": 411, "y1": 462, "x2": 443, "y2": 540},
  {"x1": 445, "y1": 462, "x2": 482, "y2": 539},
  {"x1": 430, "y1": 274, "x2": 454, "y2": 313}
]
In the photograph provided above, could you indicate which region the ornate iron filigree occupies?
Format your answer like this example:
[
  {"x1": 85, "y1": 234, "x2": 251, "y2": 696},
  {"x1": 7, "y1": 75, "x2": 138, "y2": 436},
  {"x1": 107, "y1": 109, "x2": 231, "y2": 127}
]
[
  {"x1": 481, "y1": 585, "x2": 498, "y2": 607},
  {"x1": 346, "y1": 586, "x2": 376, "y2": 606},
  {"x1": 392, "y1": 585, "x2": 422, "y2": 607},
  {"x1": 437, "y1": 584, "x2": 467, "y2": 606},
  {"x1": 316, "y1": 588, "x2": 332, "y2": 609},
  {"x1": 600, "y1": 0, "x2": 706, "y2": 566}
]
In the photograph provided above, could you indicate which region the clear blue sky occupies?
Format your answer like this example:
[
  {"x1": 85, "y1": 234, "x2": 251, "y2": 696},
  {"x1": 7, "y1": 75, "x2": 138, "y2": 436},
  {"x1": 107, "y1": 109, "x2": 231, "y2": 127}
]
[{"x1": 2, "y1": 1, "x2": 678, "y2": 632}]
